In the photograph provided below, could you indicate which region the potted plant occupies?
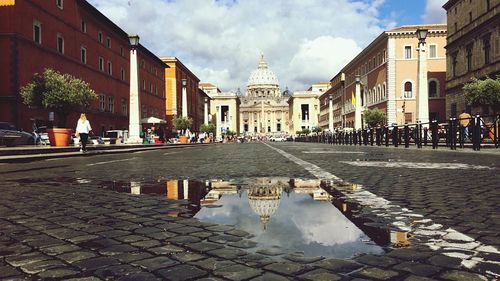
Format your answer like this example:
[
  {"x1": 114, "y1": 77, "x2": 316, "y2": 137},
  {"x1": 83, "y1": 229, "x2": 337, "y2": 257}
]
[
  {"x1": 172, "y1": 116, "x2": 192, "y2": 144},
  {"x1": 20, "y1": 68, "x2": 98, "y2": 146}
]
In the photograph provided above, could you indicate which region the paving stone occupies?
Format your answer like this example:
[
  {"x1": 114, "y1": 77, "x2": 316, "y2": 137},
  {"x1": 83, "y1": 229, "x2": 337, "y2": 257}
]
[
  {"x1": 94, "y1": 264, "x2": 143, "y2": 280},
  {"x1": 191, "y1": 232, "x2": 213, "y2": 239},
  {"x1": 187, "y1": 241, "x2": 224, "y2": 253},
  {"x1": 37, "y1": 268, "x2": 79, "y2": 279},
  {"x1": 228, "y1": 240, "x2": 257, "y2": 249},
  {"x1": 116, "y1": 272, "x2": 161, "y2": 281},
  {"x1": 148, "y1": 244, "x2": 185, "y2": 255},
  {"x1": 58, "y1": 251, "x2": 97, "y2": 263},
  {"x1": 208, "y1": 234, "x2": 242, "y2": 244},
  {"x1": 355, "y1": 267, "x2": 400, "y2": 280},
  {"x1": 73, "y1": 256, "x2": 120, "y2": 271},
  {"x1": 114, "y1": 252, "x2": 154, "y2": 263},
  {"x1": 205, "y1": 225, "x2": 235, "y2": 232},
  {"x1": 40, "y1": 244, "x2": 81, "y2": 255},
  {"x1": 113, "y1": 235, "x2": 148, "y2": 243},
  {"x1": 5, "y1": 252, "x2": 50, "y2": 267},
  {"x1": 427, "y1": 255, "x2": 462, "y2": 269},
  {"x1": 19, "y1": 259, "x2": 67, "y2": 274},
  {"x1": 167, "y1": 235, "x2": 202, "y2": 245},
  {"x1": 169, "y1": 226, "x2": 204, "y2": 235},
  {"x1": 132, "y1": 256, "x2": 178, "y2": 271},
  {"x1": 67, "y1": 234, "x2": 100, "y2": 243},
  {"x1": 315, "y1": 258, "x2": 363, "y2": 272},
  {"x1": 98, "y1": 244, "x2": 139, "y2": 255},
  {"x1": 355, "y1": 254, "x2": 399, "y2": 268},
  {"x1": 171, "y1": 252, "x2": 206, "y2": 262},
  {"x1": 386, "y1": 249, "x2": 434, "y2": 261},
  {"x1": 207, "y1": 248, "x2": 247, "y2": 259},
  {"x1": 100, "y1": 230, "x2": 132, "y2": 238},
  {"x1": 213, "y1": 264, "x2": 263, "y2": 281},
  {"x1": 130, "y1": 239, "x2": 161, "y2": 248},
  {"x1": 64, "y1": 277, "x2": 102, "y2": 281},
  {"x1": 298, "y1": 268, "x2": 342, "y2": 281},
  {"x1": 282, "y1": 254, "x2": 324, "y2": 263},
  {"x1": 404, "y1": 275, "x2": 437, "y2": 281},
  {"x1": 439, "y1": 270, "x2": 488, "y2": 281},
  {"x1": 0, "y1": 265, "x2": 23, "y2": 278},
  {"x1": 263, "y1": 262, "x2": 308, "y2": 275},
  {"x1": 157, "y1": 264, "x2": 208, "y2": 281},
  {"x1": 190, "y1": 258, "x2": 235, "y2": 271},
  {"x1": 145, "y1": 231, "x2": 176, "y2": 240},
  {"x1": 393, "y1": 261, "x2": 442, "y2": 277},
  {"x1": 250, "y1": 272, "x2": 290, "y2": 281},
  {"x1": 256, "y1": 248, "x2": 285, "y2": 256}
]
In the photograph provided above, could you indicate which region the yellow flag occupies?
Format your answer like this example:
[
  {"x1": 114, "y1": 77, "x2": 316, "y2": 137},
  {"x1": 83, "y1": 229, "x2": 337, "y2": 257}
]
[
  {"x1": 351, "y1": 91, "x2": 356, "y2": 105},
  {"x1": 0, "y1": 0, "x2": 15, "y2": 6}
]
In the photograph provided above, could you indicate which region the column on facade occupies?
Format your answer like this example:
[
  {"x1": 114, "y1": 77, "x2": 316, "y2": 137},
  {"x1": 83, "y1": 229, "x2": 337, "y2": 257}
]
[
  {"x1": 355, "y1": 78, "x2": 362, "y2": 130},
  {"x1": 417, "y1": 37, "x2": 429, "y2": 126}
]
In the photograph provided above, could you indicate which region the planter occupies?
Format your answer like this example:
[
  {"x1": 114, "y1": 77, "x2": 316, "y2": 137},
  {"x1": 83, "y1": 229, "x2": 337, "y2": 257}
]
[
  {"x1": 47, "y1": 128, "x2": 73, "y2": 147},
  {"x1": 179, "y1": 135, "x2": 189, "y2": 144}
]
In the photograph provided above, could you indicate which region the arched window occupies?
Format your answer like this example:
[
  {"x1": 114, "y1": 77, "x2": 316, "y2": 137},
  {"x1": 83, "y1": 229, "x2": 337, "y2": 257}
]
[
  {"x1": 383, "y1": 83, "x2": 387, "y2": 99},
  {"x1": 404, "y1": 81, "x2": 413, "y2": 98},
  {"x1": 377, "y1": 85, "x2": 381, "y2": 102},
  {"x1": 429, "y1": 80, "x2": 438, "y2": 97}
]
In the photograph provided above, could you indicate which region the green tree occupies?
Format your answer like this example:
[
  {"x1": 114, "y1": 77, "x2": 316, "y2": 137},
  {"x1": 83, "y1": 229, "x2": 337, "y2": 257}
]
[
  {"x1": 364, "y1": 108, "x2": 386, "y2": 127},
  {"x1": 463, "y1": 76, "x2": 500, "y2": 113},
  {"x1": 296, "y1": 128, "x2": 311, "y2": 135},
  {"x1": 200, "y1": 123, "x2": 216, "y2": 135},
  {"x1": 20, "y1": 68, "x2": 98, "y2": 127},
  {"x1": 172, "y1": 116, "x2": 192, "y2": 134},
  {"x1": 312, "y1": 127, "x2": 323, "y2": 133}
]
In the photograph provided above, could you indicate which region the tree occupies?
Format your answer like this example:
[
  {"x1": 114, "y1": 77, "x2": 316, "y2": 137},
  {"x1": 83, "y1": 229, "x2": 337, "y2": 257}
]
[
  {"x1": 20, "y1": 68, "x2": 98, "y2": 128},
  {"x1": 364, "y1": 108, "x2": 386, "y2": 127},
  {"x1": 312, "y1": 127, "x2": 323, "y2": 133},
  {"x1": 463, "y1": 76, "x2": 500, "y2": 113},
  {"x1": 172, "y1": 116, "x2": 192, "y2": 135},
  {"x1": 296, "y1": 128, "x2": 311, "y2": 135},
  {"x1": 200, "y1": 123, "x2": 216, "y2": 136}
]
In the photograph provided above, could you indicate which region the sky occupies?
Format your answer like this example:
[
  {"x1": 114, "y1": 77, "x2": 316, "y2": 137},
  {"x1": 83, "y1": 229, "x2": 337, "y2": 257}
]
[{"x1": 88, "y1": 0, "x2": 447, "y2": 92}]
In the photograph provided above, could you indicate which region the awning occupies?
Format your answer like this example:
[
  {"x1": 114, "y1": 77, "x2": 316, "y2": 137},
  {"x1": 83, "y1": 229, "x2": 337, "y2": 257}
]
[{"x1": 141, "y1": 117, "x2": 166, "y2": 124}]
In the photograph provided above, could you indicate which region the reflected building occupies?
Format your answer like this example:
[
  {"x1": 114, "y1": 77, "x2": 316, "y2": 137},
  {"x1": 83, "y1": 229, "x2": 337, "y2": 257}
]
[
  {"x1": 247, "y1": 179, "x2": 286, "y2": 230},
  {"x1": 200, "y1": 180, "x2": 239, "y2": 205},
  {"x1": 239, "y1": 55, "x2": 290, "y2": 136}
]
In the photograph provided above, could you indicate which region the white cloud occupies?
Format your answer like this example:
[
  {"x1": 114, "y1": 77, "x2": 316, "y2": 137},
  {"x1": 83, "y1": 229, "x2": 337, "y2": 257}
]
[
  {"x1": 89, "y1": 0, "x2": 393, "y2": 91},
  {"x1": 422, "y1": 0, "x2": 447, "y2": 24}
]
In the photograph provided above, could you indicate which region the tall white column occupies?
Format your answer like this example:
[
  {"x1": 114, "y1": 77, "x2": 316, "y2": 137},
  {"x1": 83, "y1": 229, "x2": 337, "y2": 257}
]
[
  {"x1": 183, "y1": 179, "x2": 189, "y2": 200},
  {"x1": 181, "y1": 79, "x2": 188, "y2": 118},
  {"x1": 127, "y1": 47, "x2": 142, "y2": 143},
  {"x1": 204, "y1": 98, "x2": 208, "y2": 125},
  {"x1": 216, "y1": 106, "x2": 221, "y2": 139},
  {"x1": 417, "y1": 39, "x2": 429, "y2": 126},
  {"x1": 355, "y1": 77, "x2": 362, "y2": 130},
  {"x1": 328, "y1": 96, "x2": 333, "y2": 131}
]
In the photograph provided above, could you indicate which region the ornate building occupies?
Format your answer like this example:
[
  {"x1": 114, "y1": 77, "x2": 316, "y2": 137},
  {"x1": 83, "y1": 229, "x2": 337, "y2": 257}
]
[{"x1": 239, "y1": 55, "x2": 290, "y2": 135}]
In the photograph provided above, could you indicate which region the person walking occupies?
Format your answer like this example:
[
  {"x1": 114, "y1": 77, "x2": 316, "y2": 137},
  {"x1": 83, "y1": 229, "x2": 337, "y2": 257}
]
[{"x1": 76, "y1": 113, "x2": 92, "y2": 152}]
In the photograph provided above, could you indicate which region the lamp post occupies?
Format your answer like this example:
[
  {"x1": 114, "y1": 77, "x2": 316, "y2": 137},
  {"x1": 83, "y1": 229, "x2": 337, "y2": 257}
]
[
  {"x1": 204, "y1": 97, "x2": 208, "y2": 125},
  {"x1": 416, "y1": 28, "x2": 429, "y2": 126},
  {"x1": 181, "y1": 79, "x2": 188, "y2": 118},
  {"x1": 216, "y1": 105, "x2": 220, "y2": 139},
  {"x1": 127, "y1": 34, "x2": 141, "y2": 144},
  {"x1": 354, "y1": 75, "x2": 362, "y2": 130},
  {"x1": 328, "y1": 95, "x2": 333, "y2": 131}
]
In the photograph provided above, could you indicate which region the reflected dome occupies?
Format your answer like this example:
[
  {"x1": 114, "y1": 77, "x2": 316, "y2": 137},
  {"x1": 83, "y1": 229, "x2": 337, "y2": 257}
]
[{"x1": 248, "y1": 182, "x2": 283, "y2": 230}]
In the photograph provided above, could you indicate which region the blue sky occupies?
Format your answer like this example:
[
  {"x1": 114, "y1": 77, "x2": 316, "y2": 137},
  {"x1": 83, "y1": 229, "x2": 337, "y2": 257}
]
[{"x1": 90, "y1": 0, "x2": 447, "y2": 91}]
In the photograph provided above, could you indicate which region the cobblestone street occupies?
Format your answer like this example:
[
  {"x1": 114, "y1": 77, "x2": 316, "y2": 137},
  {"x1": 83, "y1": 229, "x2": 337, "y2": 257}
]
[{"x1": 0, "y1": 142, "x2": 499, "y2": 280}]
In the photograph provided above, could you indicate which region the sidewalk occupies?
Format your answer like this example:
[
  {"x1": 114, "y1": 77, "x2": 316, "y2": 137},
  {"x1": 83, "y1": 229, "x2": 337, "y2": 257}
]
[{"x1": 0, "y1": 143, "x2": 206, "y2": 163}]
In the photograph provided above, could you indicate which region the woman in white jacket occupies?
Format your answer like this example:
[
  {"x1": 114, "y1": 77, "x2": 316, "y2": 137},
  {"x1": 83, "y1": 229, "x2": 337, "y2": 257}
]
[{"x1": 76, "y1": 113, "x2": 92, "y2": 152}]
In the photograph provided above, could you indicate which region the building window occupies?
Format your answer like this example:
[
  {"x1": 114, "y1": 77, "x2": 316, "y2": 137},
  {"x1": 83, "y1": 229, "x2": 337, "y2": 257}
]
[
  {"x1": 141, "y1": 105, "x2": 147, "y2": 118},
  {"x1": 56, "y1": 33, "x2": 64, "y2": 54},
  {"x1": 150, "y1": 83, "x2": 153, "y2": 93},
  {"x1": 108, "y1": 96, "x2": 114, "y2": 113},
  {"x1": 405, "y1": 113, "x2": 413, "y2": 123},
  {"x1": 107, "y1": 61, "x2": 112, "y2": 75},
  {"x1": 429, "y1": 80, "x2": 438, "y2": 98},
  {"x1": 142, "y1": 80, "x2": 146, "y2": 90},
  {"x1": 81, "y1": 20, "x2": 86, "y2": 33},
  {"x1": 120, "y1": 67, "x2": 125, "y2": 81},
  {"x1": 81, "y1": 46, "x2": 87, "y2": 64},
  {"x1": 56, "y1": 0, "x2": 63, "y2": 9},
  {"x1": 404, "y1": 81, "x2": 413, "y2": 98},
  {"x1": 469, "y1": 12, "x2": 472, "y2": 23},
  {"x1": 141, "y1": 60, "x2": 145, "y2": 68},
  {"x1": 99, "y1": 57, "x2": 104, "y2": 71},
  {"x1": 451, "y1": 52, "x2": 458, "y2": 77},
  {"x1": 106, "y1": 37, "x2": 111, "y2": 48},
  {"x1": 429, "y1": 44, "x2": 437, "y2": 58},
  {"x1": 466, "y1": 43, "x2": 473, "y2": 71},
  {"x1": 33, "y1": 20, "x2": 42, "y2": 44},
  {"x1": 99, "y1": 95, "x2": 105, "y2": 112},
  {"x1": 121, "y1": 98, "x2": 127, "y2": 116},
  {"x1": 404, "y1": 46, "x2": 412, "y2": 59},
  {"x1": 487, "y1": 0, "x2": 490, "y2": 10},
  {"x1": 120, "y1": 46, "x2": 124, "y2": 56},
  {"x1": 483, "y1": 35, "x2": 491, "y2": 64},
  {"x1": 98, "y1": 31, "x2": 103, "y2": 43}
]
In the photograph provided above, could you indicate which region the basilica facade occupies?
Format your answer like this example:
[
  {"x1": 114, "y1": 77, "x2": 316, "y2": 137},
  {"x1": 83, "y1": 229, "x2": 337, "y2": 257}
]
[{"x1": 239, "y1": 55, "x2": 290, "y2": 136}]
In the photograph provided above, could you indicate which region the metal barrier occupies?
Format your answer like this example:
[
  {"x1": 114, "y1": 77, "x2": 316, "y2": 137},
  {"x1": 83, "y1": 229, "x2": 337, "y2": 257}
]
[{"x1": 294, "y1": 113, "x2": 499, "y2": 150}]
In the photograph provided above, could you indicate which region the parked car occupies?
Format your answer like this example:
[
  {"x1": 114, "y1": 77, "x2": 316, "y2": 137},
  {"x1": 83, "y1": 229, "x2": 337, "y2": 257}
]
[
  {"x1": 270, "y1": 136, "x2": 287, "y2": 142},
  {"x1": 0, "y1": 122, "x2": 35, "y2": 146},
  {"x1": 34, "y1": 126, "x2": 50, "y2": 145}
]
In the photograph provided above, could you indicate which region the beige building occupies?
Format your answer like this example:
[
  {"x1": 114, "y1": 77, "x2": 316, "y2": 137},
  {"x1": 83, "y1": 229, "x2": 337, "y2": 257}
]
[
  {"x1": 443, "y1": 0, "x2": 500, "y2": 116},
  {"x1": 319, "y1": 73, "x2": 345, "y2": 131},
  {"x1": 335, "y1": 24, "x2": 448, "y2": 129},
  {"x1": 210, "y1": 91, "x2": 240, "y2": 138},
  {"x1": 239, "y1": 55, "x2": 290, "y2": 136},
  {"x1": 288, "y1": 83, "x2": 328, "y2": 133}
]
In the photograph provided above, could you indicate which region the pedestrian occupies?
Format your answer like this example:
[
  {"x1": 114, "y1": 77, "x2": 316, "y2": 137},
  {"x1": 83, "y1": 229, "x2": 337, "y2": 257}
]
[
  {"x1": 76, "y1": 113, "x2": 92, "y2": 152},
  {"x1": 458, "y1": 110, "x2": 472, "y2": 139}
]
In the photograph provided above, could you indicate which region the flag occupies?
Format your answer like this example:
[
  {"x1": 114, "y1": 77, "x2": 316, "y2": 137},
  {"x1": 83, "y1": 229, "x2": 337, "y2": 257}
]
[
  {"x1": 0, "y1": 0, "x2": 15, "y2": 6},
  {"x1": 351, "y1": 91, "x2": 356, "y2": 105}
]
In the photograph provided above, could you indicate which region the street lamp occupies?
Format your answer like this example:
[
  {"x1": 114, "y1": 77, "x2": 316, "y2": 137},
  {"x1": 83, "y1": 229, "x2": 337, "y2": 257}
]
[
  {"x1": 354, "y1": 75, "x2": 362, "y2": 129},
  {"x1": 127, "y1": 34, "x2": 141, "y2": 144},
  {"x1": 181, "y1": 79, "x2": 188, "y2": 118},
  {"x1": 204, "y1": 97, "x2": 208, "y2": 125},
  {"x1": 328, "y1": 95, "x2": 333, "y2": 132},
  {"x1": 416, "y1": 28, "x2": 429, "y2": 127}
]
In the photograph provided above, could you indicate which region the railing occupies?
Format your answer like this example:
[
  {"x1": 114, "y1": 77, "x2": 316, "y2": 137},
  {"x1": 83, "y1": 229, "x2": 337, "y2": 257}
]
[{"x1": 294, "y1": 114, "x2": 500, "y2": 151}]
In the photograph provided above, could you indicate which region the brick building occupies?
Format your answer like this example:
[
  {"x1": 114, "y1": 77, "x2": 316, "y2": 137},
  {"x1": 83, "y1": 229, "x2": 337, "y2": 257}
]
[
  {"x1": 0, "y1": 0, "x2": 166, "y2": 135},
  {"x1": 443, "y1": 0, "x2": 500, "y2": 116}
]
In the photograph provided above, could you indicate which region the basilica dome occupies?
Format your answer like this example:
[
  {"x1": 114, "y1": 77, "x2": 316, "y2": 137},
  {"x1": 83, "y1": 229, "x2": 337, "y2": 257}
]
[
  {"x1": 248, "y1": 183, "x2": 283, "y2": 230},
  {"x1": 247, "y1": 55, "x2": 279, "y2": 87}
]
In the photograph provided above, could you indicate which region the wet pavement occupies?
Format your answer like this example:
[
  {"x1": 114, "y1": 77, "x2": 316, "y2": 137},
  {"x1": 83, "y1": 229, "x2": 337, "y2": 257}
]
[{"x1": 0, "y1": 142, "x2": 499, "y2": 280}]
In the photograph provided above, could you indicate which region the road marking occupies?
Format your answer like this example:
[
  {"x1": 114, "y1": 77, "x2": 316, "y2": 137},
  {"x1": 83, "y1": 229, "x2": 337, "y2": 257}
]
[
  {"x1": 341, "y1": 161, "x2": 493, "y2": 170},
  {"x1": 86, "y1": 158, "x2": 135, "y2": 166},
  {"x1": 163, "y1": 151, "x2": 180, "y2": 155},
  {"x1": 302, "y1": 151, "x2": 366, "y2": 154},
  {"x1": 264, "y1": 142, "x2": 499, "y2": 275}
]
